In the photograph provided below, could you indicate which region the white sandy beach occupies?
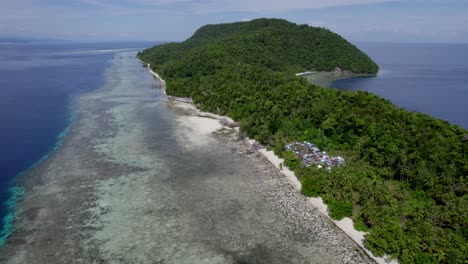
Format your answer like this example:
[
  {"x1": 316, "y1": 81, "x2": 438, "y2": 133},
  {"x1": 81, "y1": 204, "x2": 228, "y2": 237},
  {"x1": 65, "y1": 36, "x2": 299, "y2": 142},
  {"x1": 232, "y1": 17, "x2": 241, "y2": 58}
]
[
  {"x1": 160, "y1": 66, "x2": 397, "y2": 264},
  {"x1": 0, "y1": 54, "x2": 377, "y2": 263},
  {"x1": 248, "y1": 146, "x2": 397, "y2": 264}
]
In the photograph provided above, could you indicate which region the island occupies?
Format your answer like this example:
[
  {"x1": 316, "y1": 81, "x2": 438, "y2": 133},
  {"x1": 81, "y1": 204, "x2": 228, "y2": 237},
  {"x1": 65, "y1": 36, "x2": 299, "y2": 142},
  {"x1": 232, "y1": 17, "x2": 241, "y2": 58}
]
[{"x1": 139, "y1": 18, "x2": 467, "y2": 263}]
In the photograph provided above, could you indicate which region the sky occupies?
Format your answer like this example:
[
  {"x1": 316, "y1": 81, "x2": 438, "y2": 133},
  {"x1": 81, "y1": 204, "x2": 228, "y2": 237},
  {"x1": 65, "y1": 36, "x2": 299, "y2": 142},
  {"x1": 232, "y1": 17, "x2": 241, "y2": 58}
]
[{"x1": 0, "y1": 0, "x2": 467, "y2": 43}]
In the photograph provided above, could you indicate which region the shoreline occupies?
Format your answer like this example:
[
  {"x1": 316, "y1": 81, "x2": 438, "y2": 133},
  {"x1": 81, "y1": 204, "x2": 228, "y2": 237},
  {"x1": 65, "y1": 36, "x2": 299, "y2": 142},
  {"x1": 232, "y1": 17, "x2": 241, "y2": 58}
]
[
  {"x1": 296, "y1": 71, "x2": 376, "y2": 88},
  {"x1": 142, "y1": 61, "x2": 396, "y2": 264},
  {"x1": 0, "y1": 54, "x2": 147, "y2": 263},
  {"x1": 137, "y1": 58, "x2": 167, "y2": 94},
  {"x1": 296, "y1": 69, "x2": 377, "y2": 76},
  {"x1": 248, "y1": 147, "x2": 397, "y2": 264},
  {"x1": 172, "y1": 101, "x2": 396, "y2": 264},
  {"x1": 0, "y1": 54, "x2": 377, "y2": 263}
]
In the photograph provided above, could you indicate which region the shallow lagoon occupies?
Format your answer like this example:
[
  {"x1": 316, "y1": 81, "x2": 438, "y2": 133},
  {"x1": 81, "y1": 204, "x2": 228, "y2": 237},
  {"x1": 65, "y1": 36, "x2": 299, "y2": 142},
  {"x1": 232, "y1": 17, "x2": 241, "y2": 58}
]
[
  {"x1": 0, "y1": 53, "x2": 373, "y2": 263},
  {"x1": 0, "y1": 42, "x2": 154, "y2": 244}
]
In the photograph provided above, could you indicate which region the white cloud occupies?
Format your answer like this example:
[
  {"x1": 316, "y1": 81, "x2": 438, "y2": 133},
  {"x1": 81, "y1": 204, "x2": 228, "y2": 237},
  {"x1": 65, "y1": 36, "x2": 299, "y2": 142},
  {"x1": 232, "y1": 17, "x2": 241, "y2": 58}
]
[
  {"x1": 308, "y1": 21, "x2": 333, "y2": 28},
  {"x1": 3, "y1": 0, "x2": 466, "y2": 42},
  {"x1": 79, "y1": 0, "x2": 109, "y2": 7},
  {"x1": 203, "y1": 0, "x2": 398, "y2": 12},
  {"x1": 82, "y1": 0, "x2": 399, "y2": 13}
]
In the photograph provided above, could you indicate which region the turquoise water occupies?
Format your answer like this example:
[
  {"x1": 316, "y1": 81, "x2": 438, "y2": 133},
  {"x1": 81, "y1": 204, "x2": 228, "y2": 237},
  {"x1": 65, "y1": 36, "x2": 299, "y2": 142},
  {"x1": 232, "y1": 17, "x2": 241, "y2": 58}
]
[{"x1": 0, "y1": 42, "x2": 155, "y2": 245}]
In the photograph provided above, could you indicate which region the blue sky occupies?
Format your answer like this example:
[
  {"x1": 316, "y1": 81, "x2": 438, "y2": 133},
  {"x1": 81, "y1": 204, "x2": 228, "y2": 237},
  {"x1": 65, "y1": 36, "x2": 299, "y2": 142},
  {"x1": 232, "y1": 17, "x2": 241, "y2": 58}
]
[{"x1": 1, "y1": 0, "x2": 467, "y2": 42}]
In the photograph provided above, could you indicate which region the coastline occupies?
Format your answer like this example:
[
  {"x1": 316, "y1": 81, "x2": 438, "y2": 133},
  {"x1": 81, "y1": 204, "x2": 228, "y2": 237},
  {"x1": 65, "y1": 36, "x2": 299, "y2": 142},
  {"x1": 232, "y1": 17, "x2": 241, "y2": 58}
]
[
  {"x1": 248, "y1": 147, "x2": 397, "y2": 264},
  {"x1": 142, "y1": 61, "x2": 396, "y2": 264},
  {"x1": 0, "y1": 54, "x2": 377, "y2": 263},
  {"x1": 297, "y1": 71, "x2": 376, "y2": 88},
  {"x1": 137, "y1": 58, "x2": 167, "y2": 94}
]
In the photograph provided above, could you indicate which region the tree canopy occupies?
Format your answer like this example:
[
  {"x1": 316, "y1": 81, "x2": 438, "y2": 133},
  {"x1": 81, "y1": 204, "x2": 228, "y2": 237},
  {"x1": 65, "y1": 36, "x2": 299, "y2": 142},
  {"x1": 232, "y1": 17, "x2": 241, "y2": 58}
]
[{"x1": 139, "y1": 18, "x2": 467, "y2": 263}]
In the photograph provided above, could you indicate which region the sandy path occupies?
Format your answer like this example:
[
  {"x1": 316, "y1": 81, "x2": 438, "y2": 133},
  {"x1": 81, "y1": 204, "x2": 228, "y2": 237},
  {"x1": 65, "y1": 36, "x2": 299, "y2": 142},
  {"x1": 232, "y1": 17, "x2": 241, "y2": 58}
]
[{"x1": 0, "y1": 53, "x2": 374, "y2": 264}]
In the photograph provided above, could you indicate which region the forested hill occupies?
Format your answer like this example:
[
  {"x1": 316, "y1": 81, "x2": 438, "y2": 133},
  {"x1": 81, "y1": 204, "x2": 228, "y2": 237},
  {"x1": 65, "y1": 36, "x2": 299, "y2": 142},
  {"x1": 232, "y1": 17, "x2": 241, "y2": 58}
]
[
  {"x1": 139, "y1": 18, "x2": 379, "y2": 75},
  {"x1": 139, "y1": 19, "x2": 467, "y2": 263}
]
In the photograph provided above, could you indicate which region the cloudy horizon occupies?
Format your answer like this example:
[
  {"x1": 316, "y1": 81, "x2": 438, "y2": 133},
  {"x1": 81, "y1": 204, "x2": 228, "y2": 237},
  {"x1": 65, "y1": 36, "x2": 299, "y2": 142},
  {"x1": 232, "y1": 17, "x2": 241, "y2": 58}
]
[{"x1": 1, "y1": 0, "x2": 467, "y2": 43}]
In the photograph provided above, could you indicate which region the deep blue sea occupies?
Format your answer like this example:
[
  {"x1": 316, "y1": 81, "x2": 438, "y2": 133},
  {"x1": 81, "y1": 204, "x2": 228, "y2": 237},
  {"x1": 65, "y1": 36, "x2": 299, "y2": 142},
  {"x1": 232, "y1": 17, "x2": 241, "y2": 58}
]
[
  {"x1": 0, "y1": 42, "x2": 154, "y2": 244},
  {"x1": 331, "y1": 43, "x2": 468, "y2": 129},
  {"x1": 0, "y1": 42, "x2": 467, "y2": 246}
]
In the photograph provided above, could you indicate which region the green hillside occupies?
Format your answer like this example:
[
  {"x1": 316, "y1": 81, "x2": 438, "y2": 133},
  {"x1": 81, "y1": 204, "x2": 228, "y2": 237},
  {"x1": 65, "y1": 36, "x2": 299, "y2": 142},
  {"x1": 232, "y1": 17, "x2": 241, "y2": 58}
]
[
  {"x1": 139, "y1": 18, "x2": 467, "y2": 263},
  {"x1": 139, "y1": 18, "x2": 378, "y2": 76}
]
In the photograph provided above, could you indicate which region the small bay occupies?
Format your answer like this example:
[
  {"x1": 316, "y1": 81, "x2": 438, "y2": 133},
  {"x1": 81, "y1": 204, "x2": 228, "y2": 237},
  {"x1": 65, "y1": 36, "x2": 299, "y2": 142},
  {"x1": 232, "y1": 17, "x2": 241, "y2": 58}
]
[{"x1": 330, "y1": 43, "x2": 468, "y2": 129}]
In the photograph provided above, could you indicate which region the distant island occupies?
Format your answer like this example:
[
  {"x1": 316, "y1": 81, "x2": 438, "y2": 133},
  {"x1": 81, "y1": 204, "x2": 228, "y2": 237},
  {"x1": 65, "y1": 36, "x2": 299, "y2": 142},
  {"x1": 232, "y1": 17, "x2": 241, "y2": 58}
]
[{"x1": 139, "y1": 18, "x2": 467, "y2": 263}]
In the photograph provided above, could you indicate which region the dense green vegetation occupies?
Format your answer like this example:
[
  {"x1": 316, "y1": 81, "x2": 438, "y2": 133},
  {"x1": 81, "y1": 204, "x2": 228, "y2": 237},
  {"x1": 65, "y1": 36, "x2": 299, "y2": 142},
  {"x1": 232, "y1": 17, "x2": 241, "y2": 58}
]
[
  {"x1": 139, "y1": 18, "x2": 378, "y2": 76},
  {"x1": 139, "y1": 18, "x2": 467, "y2": 263}
]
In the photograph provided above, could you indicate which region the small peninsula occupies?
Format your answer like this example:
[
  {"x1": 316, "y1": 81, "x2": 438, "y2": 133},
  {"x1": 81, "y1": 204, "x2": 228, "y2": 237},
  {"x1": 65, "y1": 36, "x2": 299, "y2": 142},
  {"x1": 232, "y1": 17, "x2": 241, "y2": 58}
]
[
  {"x1": 0, "y1": 53, "x2": 375, "y2": 264},
  {"x1": 139, "y1": 18, "x2": 467, "y2": 263}
]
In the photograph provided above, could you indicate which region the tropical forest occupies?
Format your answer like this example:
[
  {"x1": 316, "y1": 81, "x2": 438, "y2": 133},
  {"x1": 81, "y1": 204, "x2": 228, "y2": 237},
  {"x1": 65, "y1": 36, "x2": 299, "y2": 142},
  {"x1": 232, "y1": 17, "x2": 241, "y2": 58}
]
[{"x1": 138, "y1": 18, "x2": 467, "y2": 263}]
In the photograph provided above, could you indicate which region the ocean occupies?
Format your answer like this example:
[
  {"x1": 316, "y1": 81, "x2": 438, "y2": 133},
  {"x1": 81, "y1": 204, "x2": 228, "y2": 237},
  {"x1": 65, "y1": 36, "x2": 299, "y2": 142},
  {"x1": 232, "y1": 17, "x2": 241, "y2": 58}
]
[
  {"x1": 331, "y1": 42, "x2": 468, "y2": 129},
  {"x1": 0, "y1": 42, "x2": 154, "y2": 244},
  {"x1": 0, "y1": 41, "x2": 467, "y2": 247}
]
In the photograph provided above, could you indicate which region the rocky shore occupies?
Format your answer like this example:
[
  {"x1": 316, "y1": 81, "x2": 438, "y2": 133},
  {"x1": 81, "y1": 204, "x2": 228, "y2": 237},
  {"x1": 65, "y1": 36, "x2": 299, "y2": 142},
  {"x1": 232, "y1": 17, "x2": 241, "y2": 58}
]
[{"x1": 0, "y1": 54, "x2": 374, "y2": 264}]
